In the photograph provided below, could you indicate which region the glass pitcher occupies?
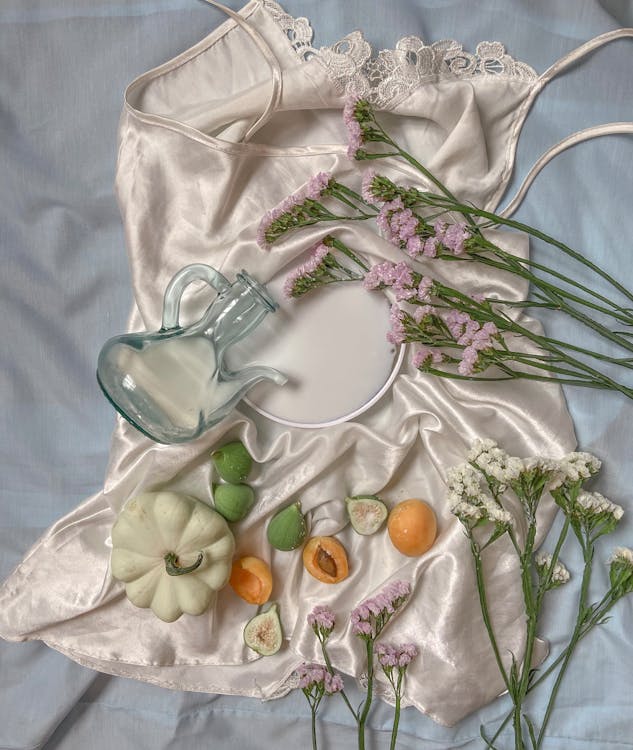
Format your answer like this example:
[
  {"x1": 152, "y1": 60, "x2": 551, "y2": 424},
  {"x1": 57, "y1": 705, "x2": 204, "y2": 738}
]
[{"x1": 97, "y1": 264, "x2": 287, "y2": 444}]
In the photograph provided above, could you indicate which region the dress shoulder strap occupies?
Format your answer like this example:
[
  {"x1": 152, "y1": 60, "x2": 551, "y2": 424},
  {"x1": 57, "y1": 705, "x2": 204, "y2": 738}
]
[
  {"x1": 199, "y1": 0, "x2": 283, "y2": 142},
  {"x1": 499, "y1": 29, "x2": 633, "y2": 217}
]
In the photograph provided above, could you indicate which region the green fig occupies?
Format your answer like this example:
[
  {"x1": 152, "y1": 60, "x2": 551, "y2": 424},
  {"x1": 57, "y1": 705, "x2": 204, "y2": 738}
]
[
  {"x1": 213, "y1": 483, "x2": 255, "y2": 523},
  {"x1": 212, "y1": 441, "x2": 253, "y2": 483},
  {"x1": 243, "y1": 602, "x2": 283, "y2": 656},
  {"x1": 346, "y1": 494, "x2": 388, "y2": 535},
  {"x1": 266, "y1": 501, "x2": 307, "y2": 551}
]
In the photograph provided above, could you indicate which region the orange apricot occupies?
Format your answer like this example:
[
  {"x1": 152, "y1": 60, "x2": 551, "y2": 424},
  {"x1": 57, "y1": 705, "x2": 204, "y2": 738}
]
[
  {"x1": 387, "y1": 499, "x2": 437, "y2": 557},
  {"x1": 302, "y1": 536, "x2": 349, "y2": 584},
  {"x1": 229, "y1": 556, "x2": 273, "y2": 605}
]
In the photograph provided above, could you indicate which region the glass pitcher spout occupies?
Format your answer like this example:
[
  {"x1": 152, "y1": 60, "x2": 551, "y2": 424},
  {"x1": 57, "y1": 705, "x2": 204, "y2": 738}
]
[{"x1": 96, "y1": 264, "x2": 286, "y2": 444}]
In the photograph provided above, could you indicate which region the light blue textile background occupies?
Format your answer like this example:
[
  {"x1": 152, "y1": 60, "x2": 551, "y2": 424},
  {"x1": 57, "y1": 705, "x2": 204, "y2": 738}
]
[{"x1": 1, "y1": 1, "x2": 632, "y2": 747}]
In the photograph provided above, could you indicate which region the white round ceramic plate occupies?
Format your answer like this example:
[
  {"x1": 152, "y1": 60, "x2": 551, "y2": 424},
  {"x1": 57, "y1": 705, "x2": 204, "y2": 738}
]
[{"x1": 225, "y1": 260, "x2": 404, "y2": 428}]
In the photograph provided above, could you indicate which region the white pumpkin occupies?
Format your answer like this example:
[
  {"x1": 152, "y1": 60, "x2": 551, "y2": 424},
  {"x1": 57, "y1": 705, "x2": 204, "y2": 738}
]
[{"x1": 111, "y1": 491, "x2": 235, "y2": 622}]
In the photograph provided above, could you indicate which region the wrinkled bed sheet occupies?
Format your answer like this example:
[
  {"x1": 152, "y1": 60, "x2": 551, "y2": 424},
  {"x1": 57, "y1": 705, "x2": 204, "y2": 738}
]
[{"x1": 1, "y1": 1, "x2": 632, "y2": 748}]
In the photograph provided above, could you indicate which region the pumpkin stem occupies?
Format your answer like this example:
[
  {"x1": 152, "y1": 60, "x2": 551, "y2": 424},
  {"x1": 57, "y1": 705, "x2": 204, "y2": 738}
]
[{"x1": 164, "y1": 551, "x2": 204, "y2": 576}]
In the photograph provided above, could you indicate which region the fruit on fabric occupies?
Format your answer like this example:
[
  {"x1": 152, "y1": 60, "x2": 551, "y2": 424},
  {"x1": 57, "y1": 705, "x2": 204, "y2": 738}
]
[
  {"x1": 213, "y1": 483, "x2": 256, "y2": 522},
  {"x1": 229, "y1": 556, "x2": 273, "y2": 605},
  {"x1": 243, "y1": 603, "x2": 283, "y2": 655},
  {"x1": 345, "y1": 495, "x2": 388, "y2": 535},
  {"x1": 110, "y1": 491, "x2": 235, "y2": 622},
  {"x1": 267, "y1": 501, "x2": 308, "y2": 551},
  {"x1": 302, "y1": 536, "x2": 349, "y2": 583},
  {"x1": 387, "y1": 499, "x2": 437, "y2": 557},
  {"x1": 212, "y1": 440, "x2": 253, "y2": 483}
]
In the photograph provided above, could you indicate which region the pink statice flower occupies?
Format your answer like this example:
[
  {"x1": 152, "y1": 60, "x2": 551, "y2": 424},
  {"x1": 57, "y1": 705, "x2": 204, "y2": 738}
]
[
  {"x1": 361, "y1": 169, "x2": 380, "y2": 205},
  {"x1": 363, "y1": 261, "x2": 398, "y2": 290},
  {"x1": 444, "y1": 309, "x2": 473, "y2": 340},
  {"x1": 443, "y1": 223, "x2": 470, "y2": 255},
  {"x1": 406, "y1": 234, "x2": 423, "y2": 256},
  {"x1": 412, "y1": 304, "x2": 434, "y2": 324},
  {"x1": 376, "y1": 642, "x2": 418, "y2": 672},
  {"x1": 350, "y1": 580, "x2": 411, "y2": 641},
  {"x1": 283, "y1": 243, "x2": 331, "y2": 299},
  {"x1": 458, "y1": 345, "x2": 480, "y2": 376},
  {"x1": 324, "y1": 672, "x2": 344, "y2": 694},
  {"x1": 257, "y1": 172, "x2": 333, "y2": 249},
  {"x1": 295, "y1": 663, "x2": 344, "y2": 695},
  {"x1": 296, "y1": 663, "x2": 328, "y2": 690},
  {"x1": 305, "y1": 171, "x2": 332, "y2": 199},
  {"x1": 417, "y1": 276, "x2": 434, "y2": 302},
  {"x1": 412, "y1": 346, "x2": 443, "y2": 370},
  {"x1": 387, "y1": 304, "x2": 407, "y2": 345},
  {"x1": 376, "y1": 197, "x2": 421, "y2": 248},
  {"x1": 422, "y1": 236, "x2": 439, "y2": 258},
  {"x1": 343, "y1": 96, "x2": 364, "y2": 158},
  {"x1": 307, "y1": 605, "x2": 336, "y2": 642},
  {"x1": 363, "y1": 261, "x2": 417, "y2": 301}
]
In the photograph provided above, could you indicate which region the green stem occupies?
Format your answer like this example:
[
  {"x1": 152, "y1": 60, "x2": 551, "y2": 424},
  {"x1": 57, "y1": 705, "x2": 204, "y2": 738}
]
[
  {"x1": 164, "y1": 551, "x2": 203, "y2": 576},
  {"x1": 445, "y1": 251, "x2": 633, "y2": 355},
  {"x1": 511, "y1": 522, "x2": 538, "y2": 750},
  {"x1": 328, "y1": 237, "x2": 370, "y2": 272},
  {"x1": 417, "y1": 193, "x2": 633, "y2": 305},
  {"x1": 486, "y1": 242, "x2": 633, "y2": 322},
  {"x1": 535, "y1": 544, "x2": 594, "y2": 749},
  {"x1": 472, "y1": 540, "x2": 513, "y2": 695},
  {"x1": 358, "y1": 639, "x2": 374, "y2": 750},
  {"x1": 320, "y1": 642, "x2": 358, "y2": 720},
  {"x1": 390, "y1": 671, "x2": 403, "y2": 750},
  {"x1": 311, "y1": 705, "x2": 318, "y2": 750},
  {"x1": 488, "y1": 594, "x2": 619, "y2": 749}
]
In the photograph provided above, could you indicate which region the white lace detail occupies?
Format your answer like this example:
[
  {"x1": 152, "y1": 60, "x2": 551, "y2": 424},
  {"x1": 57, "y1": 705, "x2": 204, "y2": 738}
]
[
  {"x1": 318, "y1": 34, "x2": 538, "y2": 107},
  {"x1": 260, "y1": 1, "x2": 538, "y2": 108},
  {"x1": 260, "y1": 0, "x2": 318, "y2": 61}
]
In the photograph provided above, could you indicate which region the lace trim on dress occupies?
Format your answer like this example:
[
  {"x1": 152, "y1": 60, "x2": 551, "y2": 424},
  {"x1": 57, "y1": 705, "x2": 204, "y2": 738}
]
[{"x1": 260, "y1": 0, "x2": 538, "y2": 108}]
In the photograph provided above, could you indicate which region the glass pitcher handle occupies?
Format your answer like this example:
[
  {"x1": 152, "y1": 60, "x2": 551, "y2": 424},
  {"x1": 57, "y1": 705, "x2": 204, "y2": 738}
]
[{"x1": 161, "y1": 263, "x2": 231, "y2": 330}]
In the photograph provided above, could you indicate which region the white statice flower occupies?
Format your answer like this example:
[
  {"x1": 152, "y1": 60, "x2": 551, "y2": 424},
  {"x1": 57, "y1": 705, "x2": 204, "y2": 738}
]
[
  {"x1": 451, "y1": 501, "x2": 484, "y2": 524},
  {"x1": 522, "y1": 456, "x2": 561, "y2": 474},
  {"x1": 608, "y1": 547, "x2": 633, "y2": 595},
  {"x1": 467, "y1": 439, "x2": 498, "y2": 463},
  {"x1": 576, "y1": 491, "x2": 623, "y2": 521},
  {"x1": 480, "y1": 497, "x2": 514, "y2": 527},
  {"x1": 468, "y1": 438, "x2": 523, "y2": 484},
  {"x1": 446, "y1": 462, "x2": 484, "y2": 500},
  {"x1": 535, "y1": 552, "x2": 570, "y2": 585},
  {"x1": 550, "y1": 451, "x2": 601, "y2": 488},
  {"x1": 608, "y1": 547, "x2": 633, "y2": 566}
]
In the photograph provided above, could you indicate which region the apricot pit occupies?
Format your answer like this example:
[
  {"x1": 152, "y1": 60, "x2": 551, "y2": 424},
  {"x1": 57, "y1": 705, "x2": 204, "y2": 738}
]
[{"x1": 302, "y1": 536, "x2": 349, "y2": 584}]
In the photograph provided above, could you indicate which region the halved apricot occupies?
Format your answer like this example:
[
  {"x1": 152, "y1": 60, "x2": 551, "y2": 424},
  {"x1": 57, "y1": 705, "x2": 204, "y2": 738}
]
[
  {"x1": 229, "y1": 556, "x2": 273, "y2": 605},
  {"x1": 302, "y1": 536, "x2": 349, "y2": 584},
  {"x1": 387, "y1": 499, "x2": 437, "y2": 557}
]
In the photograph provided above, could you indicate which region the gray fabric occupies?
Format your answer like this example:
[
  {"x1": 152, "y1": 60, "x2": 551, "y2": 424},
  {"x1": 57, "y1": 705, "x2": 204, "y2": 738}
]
[{"x1": 1, "y1": 1, "x2": 632, "y2": 747}]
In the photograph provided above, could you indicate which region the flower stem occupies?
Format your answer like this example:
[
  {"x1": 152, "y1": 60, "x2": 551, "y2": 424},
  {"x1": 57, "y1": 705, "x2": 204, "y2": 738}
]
[
  {"x1": 320, "y1": 641, "x2": 358, "y2": 720},
  {"x1": 311, "y1": 705, "x2": 318, "y2": 750},
  {"x1": 357, "y1": 640, "x2": 374, "y2": 750},
  {"x1": 471, "y1": 539, "x2": 513, "y2": 695},
  {"x1": 390, "y1": 671, "x2": 404, "y2": 750},
  {"x1": 535, "y1": 544, "x2": 594, "y2": 749}
]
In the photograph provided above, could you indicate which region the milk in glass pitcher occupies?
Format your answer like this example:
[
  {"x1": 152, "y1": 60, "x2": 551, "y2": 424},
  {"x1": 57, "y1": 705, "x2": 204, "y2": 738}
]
[{"x1": 97, "y1": 264, "x2": 287, "y2": 443}]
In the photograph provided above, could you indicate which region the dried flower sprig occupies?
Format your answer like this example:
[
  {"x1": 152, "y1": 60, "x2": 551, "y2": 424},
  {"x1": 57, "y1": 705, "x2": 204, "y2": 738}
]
[
  {"x1": 300, "y1": 583, "x2": 413, "y2": 750},
  {"x1": 376, "y1": 643, "x2": 418, "y2": 750},
  {"x1": 260, "y1": 99, "x2": 633, "y2": 400},
  {"x1": 447, "y1": 439, "x2": 633, "y2": 750},
  {"x1": 295, "y1": 662, "x2": 344, "y2": 750},
  {"x1": 282, "y1": 236, "x2": 368, "y2": 299},
  {"x1": 257, "y1": 172, "x2": 377, "y2": 250}
]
